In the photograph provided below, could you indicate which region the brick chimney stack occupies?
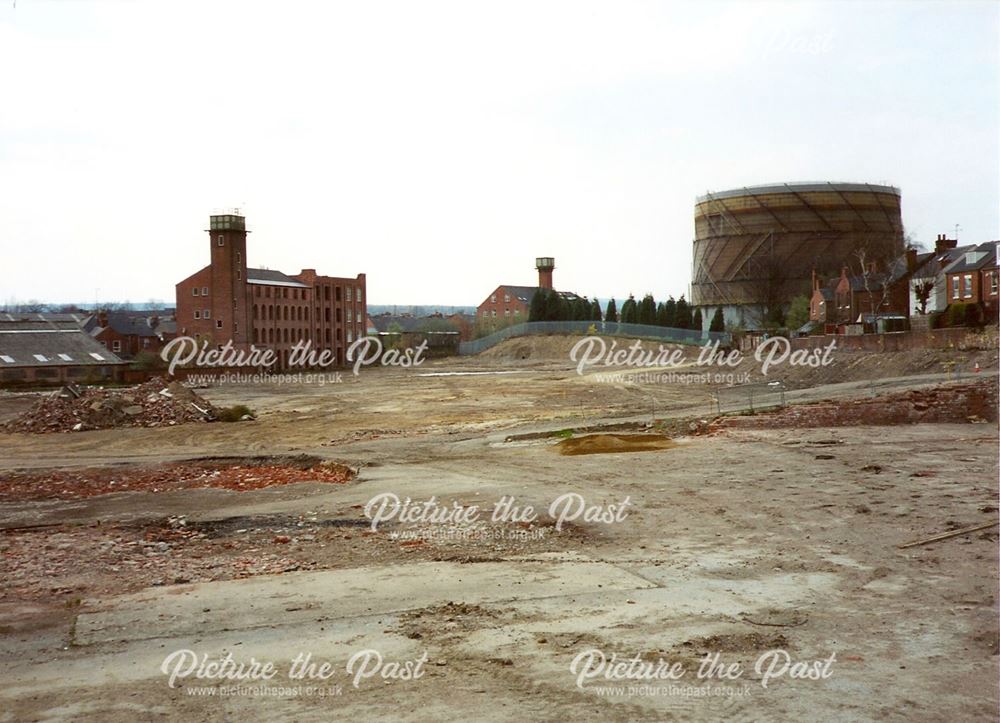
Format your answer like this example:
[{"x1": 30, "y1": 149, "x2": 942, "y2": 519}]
[
  {"x1": 935, "y1": 234, "x2": 957, "y2": 253},
  {"x1": 536, "y1": 257, "x2": 555, "y2": 290},
  {"x1": 906, "y1": 248, "x2": 917, "y2": 272}
]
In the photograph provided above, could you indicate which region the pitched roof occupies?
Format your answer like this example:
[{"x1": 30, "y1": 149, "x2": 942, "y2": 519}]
[
  {"x1": 0, "y1": 323, "x2": 126, "y2": 368},
  {"x1": 494, "y1": 285, "x2": 582, "y2": 305},
  {"x1": 0, "y1": 312, "x2": 88, "y2": 324},
  {"x1": 247, "y1": 268, "x2": 309, "y2": 288},
  {"x1": 942, "y1": 242, "x2": 998, "y2": 274},
  {"x1": 911, "y1": 244, "x2": 979, "y2": 279}
]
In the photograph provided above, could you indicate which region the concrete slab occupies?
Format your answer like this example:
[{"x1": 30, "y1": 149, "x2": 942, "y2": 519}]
[{"x1": 75, "y1": 560, "x2": 656, "y2": 645}]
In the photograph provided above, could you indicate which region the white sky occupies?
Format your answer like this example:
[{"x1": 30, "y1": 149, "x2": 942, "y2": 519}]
[{"x1": 1, "y1": 0, "x2": 997, "y2": 306}]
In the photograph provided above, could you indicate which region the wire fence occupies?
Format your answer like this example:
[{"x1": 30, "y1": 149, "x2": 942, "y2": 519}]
[
  {"x1": 712, "y1": 382, "x2": 787, "y2": 415},
  {"x1": 459, "y1": 321, "x2": 731, "y2": 356}
]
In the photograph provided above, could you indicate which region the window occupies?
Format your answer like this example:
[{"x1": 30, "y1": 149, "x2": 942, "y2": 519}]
[
  {"x1": 34, "y1": 354, "x2": 48, "y2": 362},
  {"x1": 237, "y1": 270, "x2": 241, "y2": 280},
  {"x1": 192, "y1": 288, "x2": 199, "y2": 296},
  {"x1": 505, "y1": 309, "x2": 510, "y2": 316},
  {"x1": 204, "y1": 309, "x2": 211, "y2": 319},
  {"x1": 504, "y1": 294, "x2": 510, "y2": 303},
  {"x1": 0, "y1": 354, "x2": 14, "y2": 363},
  {"x1": 236, "y1": 251, "x2": 241, "y2": 263},
  {"x1": 347, "y1": 330, "x2": 353, "y2": 342},
  {"x1": 346, "y1": 287, "x2": 352, "y2": 302},
  {"x1": 202, "y1": 287, "x2": 209, "y2": 296},
  {"x1": 491, "y1": 294, "x2": 497, "y2": 303},
  {"x1": 491, "y1": 310, "x2": 497, "y2": 318},
  {"x1": 194, "y1": 310, "x2": 201, "y2": 319},
  {"x1": 89, "y1": 352, "x2": 105, "y2": 361},
  {"x1": 952, "y1": 278, "x2": 960, "y2": 299},
  {"x1": 357, "y1": 287, "x2": 363, "y2": 302},
  {"x1": 964, "y1": 274, "x2": 973, "y2": 298},
  {"x1": 112, "y1": 341, "x2": 121, "y2": 352},
  {"x1": 991, "y1": 272, "x2": 998, "y2": 295},
  {"x1": 356, "y1": 312, "x2": 361, "y2": 323},
  {"x1": 216, "y1": 320, "x2": 223, "y2": 329},
  {"x1": 234, "y1": 322, "x2": 238, "y2": 334},
  {"x1": 143, "y1": 339, "x2": 149, "y2": 348},
  {"x1": 218, "y1": 235, "x2": 224, "y2": 246}
]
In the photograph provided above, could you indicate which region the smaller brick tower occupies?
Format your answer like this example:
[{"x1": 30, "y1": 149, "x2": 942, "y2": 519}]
[{"x1": 536, "y1": 257, "x2": 555, "y2": 290}]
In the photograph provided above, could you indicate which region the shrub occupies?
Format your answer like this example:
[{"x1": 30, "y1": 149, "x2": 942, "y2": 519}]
[
  {"x1": 216, "y1": 404, "x2": 255, "y2": 422},
  {"x1": 946, "y1": 303, "x2": 968, "y2": 328}
]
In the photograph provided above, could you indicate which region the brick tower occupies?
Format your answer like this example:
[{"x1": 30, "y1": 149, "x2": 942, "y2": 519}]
[
  {"x1": 208, "y1": 213, "x2": 250, "y2": 346},
  {"x1": 536, "y1": 257, "x2": 555, "y2": 289}
]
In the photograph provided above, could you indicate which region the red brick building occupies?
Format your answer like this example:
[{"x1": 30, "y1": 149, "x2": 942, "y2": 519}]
[
  {"x1": 810, "y1": 248, "x2": 931, "y2": 327},
  {"x1": 943, "y1": 242, "x2": 999, "y2": 311},
  {"x1": 83, "y1": 311, "x2": 176, "y2": 359},
  {"x1": 476, "y1": 257, "x2": 579, "y2": 327},
  {"x1": 176, "y1": 214, "x2": 366, "y2": 368}
]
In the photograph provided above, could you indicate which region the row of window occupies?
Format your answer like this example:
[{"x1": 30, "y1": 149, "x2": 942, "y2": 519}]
[
  {"x1": 254, "y1": 285, "x2": 307, "y2": 300},
  {"x1": 248, "y1": 305, "x2": 364, "y2": 324},
  {"x1": 951, "y1": 272, "x2": 998, "y2": 299},
  {"x1": 489, "y1": 293, "x2": 512, "y2": 304},
  {"x1": 250, "y1": 284, "x2": 365, "y2": 303},
  {"x1": 251, "y1": 327, "x2": 358, "y2": 345},
  {"x1": 481, "y1": 309, "x2": 523, "y2": 318},
  {"x1": 192, "y1": 287, "x2": 209, "y2": 297}
]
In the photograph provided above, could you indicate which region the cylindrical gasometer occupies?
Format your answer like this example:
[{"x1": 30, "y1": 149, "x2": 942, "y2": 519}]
[{"x1": 691, "y1": 182, "x2": 903, "y2": 315}]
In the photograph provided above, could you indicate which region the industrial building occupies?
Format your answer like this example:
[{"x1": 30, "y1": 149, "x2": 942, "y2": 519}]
[
  {"x1": 0, "y1": 315, "x2": 127, "y2": 384},
  {"x1": 176, "y1": 214, "x2": 366, "y2": 368},
  {"x1": 691, "y1": 182, "x2": 904, "y2": 329}
]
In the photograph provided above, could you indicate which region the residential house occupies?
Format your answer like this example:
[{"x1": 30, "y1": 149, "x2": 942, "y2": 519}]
[{"x1": 943, "y1": 242, "x2": 999, "y2": 313}]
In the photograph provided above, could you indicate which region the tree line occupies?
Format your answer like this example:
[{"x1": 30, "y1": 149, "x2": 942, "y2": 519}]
[{"x1": 528, "y1": 289, "x2": 725, "y2": 332}]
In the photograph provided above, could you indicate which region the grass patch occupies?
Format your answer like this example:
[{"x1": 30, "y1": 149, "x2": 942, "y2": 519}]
[{"x1": 216, "y1": 404, "x2": 256, "y2": 423}]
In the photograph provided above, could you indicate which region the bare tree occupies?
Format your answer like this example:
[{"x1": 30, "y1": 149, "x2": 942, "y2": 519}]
[
  {"x1": 913, "y1": 279, "x2": 934, "y2": 315},
  {"x1": 852, "y1": 247, "x2": 892, "y2": 322},
  {"x1": 744, "y1": 248, "x2": 793, "y2": 328}
]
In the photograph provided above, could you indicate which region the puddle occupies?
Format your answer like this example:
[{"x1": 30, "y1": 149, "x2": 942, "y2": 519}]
[{"x1": 554, "y1": 433, "x2": 676, "y2": 456}]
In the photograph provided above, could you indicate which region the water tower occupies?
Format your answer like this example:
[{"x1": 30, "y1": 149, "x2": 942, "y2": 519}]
[{"x1": 535, "y1": 257, "x2": 555, "y2": 289}]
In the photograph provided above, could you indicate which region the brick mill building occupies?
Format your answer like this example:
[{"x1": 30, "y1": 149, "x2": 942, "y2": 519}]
[{"x1": 176, "y1": 214, "x2": 366, "y2": 368}]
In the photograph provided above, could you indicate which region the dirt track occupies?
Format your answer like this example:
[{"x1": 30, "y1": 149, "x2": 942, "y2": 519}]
[{"x1": 0, "y1": 338, "x2": 997, "y2": 721}]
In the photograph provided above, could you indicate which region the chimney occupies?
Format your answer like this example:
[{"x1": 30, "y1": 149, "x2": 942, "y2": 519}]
[
  {"x1": 906, "y1": 248, "x2": 917, "y2": 272},
  {"x1": 811, "y1": 269, "x2": 819, "y2": 291},
  {"x1": 97, "y1": 310, "x2": 108, "y2": 328},
  {"x1": 935, "y1": 234, "x2": 957, "y2": 253},
  {"x1": 535, "y1": 257, "x2": 555, "y2": 290}
]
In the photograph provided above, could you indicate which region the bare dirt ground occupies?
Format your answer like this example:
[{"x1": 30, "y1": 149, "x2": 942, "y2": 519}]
[{"x1": 0, "y1": 336, "x2": 997, "y2": 721}]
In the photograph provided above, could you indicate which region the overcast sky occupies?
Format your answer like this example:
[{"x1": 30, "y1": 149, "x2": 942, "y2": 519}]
[{"x1": 1, "y1": 0, "x2": 997, "y2": 307}]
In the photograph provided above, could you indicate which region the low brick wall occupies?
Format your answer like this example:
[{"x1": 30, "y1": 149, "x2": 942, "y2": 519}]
[
  {"x1": 791, "y1": 327, "x2": 997, "y2": 353},
  {"x1": 713, "y1": 379, "x2": 998, "y2": 430}
]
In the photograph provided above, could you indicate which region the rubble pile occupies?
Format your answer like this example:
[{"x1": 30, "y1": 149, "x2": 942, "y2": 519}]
[
  {"x1": 710, "y1": 378, "x2": 998, "y2": 431},
  {"x1": 1, "y1": 378, "x2": 218, "y2": 434},
  {"x1": 0, "y1": 458, "x2": 355, "y2": 501}
]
